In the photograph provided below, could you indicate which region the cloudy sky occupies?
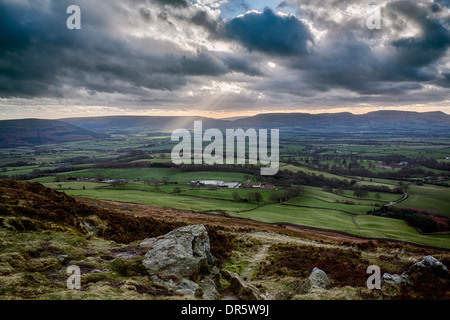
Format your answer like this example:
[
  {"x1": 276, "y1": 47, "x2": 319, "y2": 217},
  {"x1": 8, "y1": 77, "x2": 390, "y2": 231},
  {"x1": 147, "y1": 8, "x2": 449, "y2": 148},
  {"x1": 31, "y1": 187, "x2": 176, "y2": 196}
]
[{"x1": 1, "y1": 0, "x2": 450, "y2": 119}]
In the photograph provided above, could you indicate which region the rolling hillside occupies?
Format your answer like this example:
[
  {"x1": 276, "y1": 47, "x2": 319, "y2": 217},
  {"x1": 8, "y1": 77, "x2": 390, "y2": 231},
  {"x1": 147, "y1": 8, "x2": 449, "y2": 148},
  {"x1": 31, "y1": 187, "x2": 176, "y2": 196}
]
[
  {"x1": 0, "y1": 119, "x2": 107, "y2": 147},
  {"x1": 59, "y1": 111, "x2": 450, "y2": 135}
]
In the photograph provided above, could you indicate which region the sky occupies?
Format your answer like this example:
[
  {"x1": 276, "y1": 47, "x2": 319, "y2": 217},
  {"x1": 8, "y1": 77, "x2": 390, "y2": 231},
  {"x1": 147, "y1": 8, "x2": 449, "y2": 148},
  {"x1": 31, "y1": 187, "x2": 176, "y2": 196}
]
[{"x1": 0, "y1": 0, "x2": 450, "y2": 119}]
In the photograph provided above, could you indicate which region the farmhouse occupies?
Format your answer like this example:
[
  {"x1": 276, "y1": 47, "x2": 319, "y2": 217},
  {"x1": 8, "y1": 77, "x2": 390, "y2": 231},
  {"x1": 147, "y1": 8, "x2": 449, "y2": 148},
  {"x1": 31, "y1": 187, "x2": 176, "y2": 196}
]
[
  {"x1": 189, "y1": 180, "x2": 241, "y2": 189},
  {"x1": 243, "y1": 180, "x2": 277, "y2": 190}
]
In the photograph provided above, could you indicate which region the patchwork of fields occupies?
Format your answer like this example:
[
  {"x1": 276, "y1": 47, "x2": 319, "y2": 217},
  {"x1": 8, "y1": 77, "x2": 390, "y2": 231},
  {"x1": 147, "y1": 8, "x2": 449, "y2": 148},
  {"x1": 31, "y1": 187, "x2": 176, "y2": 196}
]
[
  {"x1": 33, "y1": 167, "x2": 450, "y2": 249},
  {"x1": 2, "y1": 132, "x2": 449, "y2": 250}
]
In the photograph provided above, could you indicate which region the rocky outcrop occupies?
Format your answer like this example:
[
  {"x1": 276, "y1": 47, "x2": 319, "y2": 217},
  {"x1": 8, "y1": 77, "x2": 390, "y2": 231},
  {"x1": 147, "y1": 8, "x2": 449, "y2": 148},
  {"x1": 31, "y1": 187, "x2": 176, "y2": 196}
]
[
  {"x1": 381, "y1": 256, "x2": 449, "y2": 298},
  {"x1": 405, "y1": 255, "x2": 448, "y2": 275},
  {"x1": 141, "y1": 225, "x2": 219, "y2": 299},
  {"x1": 221, "y1": 270, "x2": 263, "y2": 300},
  {"x1": 277, "y1": 267, "x2": 331, "y2": 299}
]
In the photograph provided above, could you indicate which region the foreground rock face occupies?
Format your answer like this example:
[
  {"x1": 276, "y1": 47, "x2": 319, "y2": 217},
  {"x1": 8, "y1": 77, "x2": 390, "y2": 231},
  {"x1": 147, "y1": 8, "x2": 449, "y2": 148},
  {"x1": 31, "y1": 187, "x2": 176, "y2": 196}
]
[
  {"x1": 142, "y1": 224, "x2": 215, "y2": 279},
  {"x1": 221, "y1": 270, "x2": 263, "y2": 300},
  {"x1": 381, "y1": 256, "x2": 449, "y2": 298},
  {"x1": 141, "y1": 225, "x2": 219, "y2": 298}
]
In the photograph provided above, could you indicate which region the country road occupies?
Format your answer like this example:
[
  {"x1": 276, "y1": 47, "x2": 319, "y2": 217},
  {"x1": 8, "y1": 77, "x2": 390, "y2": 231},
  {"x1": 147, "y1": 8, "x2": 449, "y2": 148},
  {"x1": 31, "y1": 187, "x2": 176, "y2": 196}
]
[{"x1": 389, "y1": 193, "x2": 409, "y2": 205}]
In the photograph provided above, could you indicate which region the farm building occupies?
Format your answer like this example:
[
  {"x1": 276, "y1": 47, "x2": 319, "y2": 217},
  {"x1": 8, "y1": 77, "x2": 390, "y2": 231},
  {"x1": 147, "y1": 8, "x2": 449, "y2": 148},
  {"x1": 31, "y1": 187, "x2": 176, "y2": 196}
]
[{"x1": 189, "y1": 180, "x2": 241, "y2": 188}]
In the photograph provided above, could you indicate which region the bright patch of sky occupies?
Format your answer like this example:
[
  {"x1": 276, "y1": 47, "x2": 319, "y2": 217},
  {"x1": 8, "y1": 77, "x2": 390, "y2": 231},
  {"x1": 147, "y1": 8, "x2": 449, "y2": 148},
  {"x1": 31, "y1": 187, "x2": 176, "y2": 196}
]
[{"x1": 218, "y1": 0, "x2": 295, "y2": 18}]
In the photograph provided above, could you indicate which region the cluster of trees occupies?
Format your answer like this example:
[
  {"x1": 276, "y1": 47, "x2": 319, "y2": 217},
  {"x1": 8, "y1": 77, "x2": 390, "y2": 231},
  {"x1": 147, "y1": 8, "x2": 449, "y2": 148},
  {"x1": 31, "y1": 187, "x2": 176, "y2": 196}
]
[
  {"x1": 230, "y1": 186, "x2": 304, "y2": 204},
  {"x1": 273, "y1": 169, "x2": 402, "y2": 194},
  {"x1": 269, "y1": 187, "x2": 305, "y2": 203},
  {"x1": 231, "y1": 191, "x2": 263, "y2": 204}
]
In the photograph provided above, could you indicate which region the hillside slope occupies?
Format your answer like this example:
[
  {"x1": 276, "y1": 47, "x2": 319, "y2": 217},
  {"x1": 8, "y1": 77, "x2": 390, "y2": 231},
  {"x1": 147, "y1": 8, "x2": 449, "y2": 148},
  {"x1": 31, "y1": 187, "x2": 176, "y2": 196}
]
[
  {"x1": 0, "y1": 119, "x2": 107, "y2": 147},
  {"x1": 0, "y1": 179, "x2": 448, "y2": 300}
]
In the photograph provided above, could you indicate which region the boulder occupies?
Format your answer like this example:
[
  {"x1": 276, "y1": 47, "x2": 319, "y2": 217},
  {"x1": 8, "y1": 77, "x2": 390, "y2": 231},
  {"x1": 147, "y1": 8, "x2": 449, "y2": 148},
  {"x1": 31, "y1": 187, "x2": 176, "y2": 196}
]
[
  {"x1": 405, "y1": 256, "x2": 448, "y2": 276},
  {"x1": 142, "y1": 225, "x2": 219, "y2": 299},
  {"x1": 277, "y1": 267, "x2": 331, "y2": 299},
  {"x1": 381, "y1": 256, "x2": 449, "y2": 298},
  {"x1": 142, "y1": 224, "x2": 215, "y2": 281},
  {"x1": 382, "y1": 255, "x2": 448, "y2": 287},
  {"x1": 382, "y1": 273, "x2": 411, "y2": 286},
  {"x1": 221, "y1": 270, "x2": 262, "y2": 300},
  {"x1": 309, "y1": 267, "x2": 331, "y2": 290}
]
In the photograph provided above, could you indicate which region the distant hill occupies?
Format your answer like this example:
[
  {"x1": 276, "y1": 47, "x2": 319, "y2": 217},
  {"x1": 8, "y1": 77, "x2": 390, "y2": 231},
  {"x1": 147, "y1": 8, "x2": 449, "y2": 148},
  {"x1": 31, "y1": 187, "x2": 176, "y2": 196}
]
[
  {"x1": 0, "y1": 119, "x2": 107, "y2": 147},
  {"x1": 60, "y1": 116, "x2": 225, "y2": 134},
  {"x1": 231, "y1": 110, "x2": 450, "y2": 130},
  {"x1": 60, "y1": 110, "x2": 450, "y2": 135}
]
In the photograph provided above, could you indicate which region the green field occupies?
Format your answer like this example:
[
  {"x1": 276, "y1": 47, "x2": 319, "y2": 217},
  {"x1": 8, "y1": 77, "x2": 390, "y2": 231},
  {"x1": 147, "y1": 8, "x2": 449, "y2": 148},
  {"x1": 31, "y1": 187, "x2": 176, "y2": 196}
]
[
  {"x1": 353, "y1": 215, "x2": 450, "y2": 249},
  {"x1": 62, "y1": 188, "x2": 257, "y2": 213},
  {"x1": 286, "y1": 197, "x2": 375, "y2": 215},
  {"x1": 57, "y1": 168, "x2": 250, "y2": 184},
  {"x1": 311, "y1": 186, "x2": 398, "y2": 202},
  {"x1": 393, "y1": 184, "x2": 450, "y2": 216},
  {"x1": 43, "y1": 180, "x2": 450, "y2": 249},
  {"x1": 233, "y1": 204, "x2": 356, "y2": 232},
  {"x1": 279, "y1": 164, "x2": 351, "y2": 181},
  {"x1": 4, "y1": 130, "x2": 448, "y2": 250}
]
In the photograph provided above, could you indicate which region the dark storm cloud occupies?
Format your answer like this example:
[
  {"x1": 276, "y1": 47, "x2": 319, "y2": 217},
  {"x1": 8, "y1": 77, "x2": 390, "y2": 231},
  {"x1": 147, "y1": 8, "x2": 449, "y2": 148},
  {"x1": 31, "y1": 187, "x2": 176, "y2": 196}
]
[
  {"x1": 0, "y1": 0, "x2": 449, "y2": 112},
  {"x1": 267, "y1": 0, "x2": 450, "y2": 96},
  {"x1": 388, "y1": 0, "x2": 450, "y2": 67},
  {"x1": 0, "y1": 0, "x2": 263, "y2": 99},
  {"x1": 152, "y1": 0, "x2": 189, "y2": 8},
  {"x1": 224, "y1": 8, "x2": 313, "y2": 56}
]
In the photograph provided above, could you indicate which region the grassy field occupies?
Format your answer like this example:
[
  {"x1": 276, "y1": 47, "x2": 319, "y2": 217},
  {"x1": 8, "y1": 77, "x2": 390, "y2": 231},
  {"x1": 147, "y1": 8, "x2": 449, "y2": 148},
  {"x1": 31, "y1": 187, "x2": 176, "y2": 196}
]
[
  {"x1": 233, "y1": 204, "x2": 356, "y2": 232},
  {"x1": 352, "y1": 215, "x2": 450, "y2": 249},
  {"x1": 279, "y1": 164, "x2": 351, "y2": 181},
  {"x1": 299, "y1": 186, "x2": 399, "y2": 204},
  {"x1": 393, "y1": 184, "x2": 450, "y2": 216},
  {"x1": 234, "y1": 204, "x2": 450, "y2": 248},
  {"x1": 286, "y1": 197, "x2": 375, "y2": 215},
  {"x1": 182, "y1": 188, "x2": 283, "y2": 202},
  {"x1": 57, "y1": 168, "x2": 250, "y2": 184},
  {"x1": 62, "y1": 188, "x2": 257, "y2": 213},
  {"x1": 0, "y1": 165, "x2": 56, "y2": 177},
  {"x1": 43, "y1": 181, "x2": 450, "y2": 249}
]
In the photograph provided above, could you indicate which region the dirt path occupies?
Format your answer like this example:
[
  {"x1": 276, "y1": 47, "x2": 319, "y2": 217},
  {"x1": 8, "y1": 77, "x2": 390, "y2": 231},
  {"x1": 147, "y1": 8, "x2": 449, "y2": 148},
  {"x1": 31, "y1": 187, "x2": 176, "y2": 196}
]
[{"x1": 240, "y1": 243, "x2": 271, "y2": 281}]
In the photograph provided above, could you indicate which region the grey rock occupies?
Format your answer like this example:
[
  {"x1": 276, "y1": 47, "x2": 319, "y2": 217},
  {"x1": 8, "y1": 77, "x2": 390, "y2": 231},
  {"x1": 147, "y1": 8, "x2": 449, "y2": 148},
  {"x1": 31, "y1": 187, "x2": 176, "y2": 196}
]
[
  {"x1": 173, "y1": 279, "x2": 201, "y2": 297},
  {"x1": 277, "y1": 267, "x2": 331, "y2": 299},
  {"x1": 143, "y1": 224, "x2": 215, "y2": 280},
  {"x1": 406, "y1": 256, "x2": 448, "y2": 276},
  {"x1": 142, "y1": 225, "x2": 219, "y2": 299},
  {"x1": 140, "y1": 238, "x2": 157, "y2": 247},
  {"x1": 309, "y1": 267, "x2": 331, "y2": 290},
  {"x1": 199, "y1": 277, "x2": 221, "y2": 300},
  {"x1": 382, "y1": 273, "x2": 411, "y2": 286},
  {"x1": 381, "y1": 255, "x2": 448, "y2": 295},
  {"x1": 222, "y1": 270, "x2": 262, "y2": 300},
  {"x1": 56, "y1": 254, "x2": 69, "y2": 264}
]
